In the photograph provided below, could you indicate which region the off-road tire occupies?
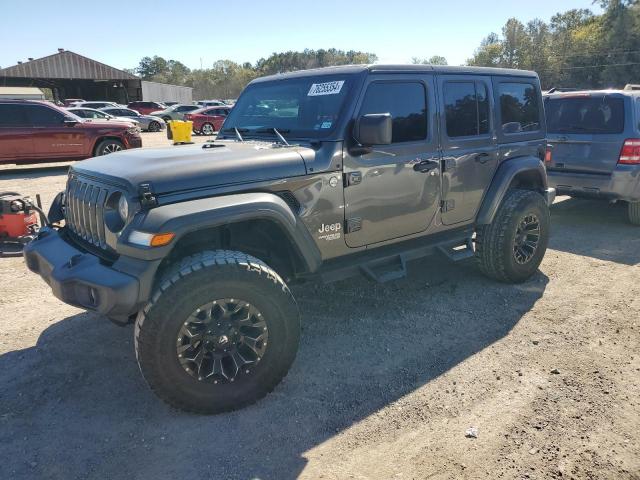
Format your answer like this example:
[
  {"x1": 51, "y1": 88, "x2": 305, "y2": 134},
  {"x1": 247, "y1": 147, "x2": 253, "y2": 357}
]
[
  {"x1": 94, "y1": 139, "x2": 124, "y2": 156},
  {"x1": 135, "y1": 250, "x2": 300, "y2": 414},
  {"x1": 475, "y1": 189, "x2": 550, "y2": 283},
  {"x1": 628, "y1": 201, "x2": 640, "y2": 225}
]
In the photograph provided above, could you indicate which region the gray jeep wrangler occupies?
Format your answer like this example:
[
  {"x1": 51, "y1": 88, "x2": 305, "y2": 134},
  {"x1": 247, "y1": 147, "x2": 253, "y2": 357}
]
[{"x1": 25, "y1": 65, "x2": 555, "y2": 413}]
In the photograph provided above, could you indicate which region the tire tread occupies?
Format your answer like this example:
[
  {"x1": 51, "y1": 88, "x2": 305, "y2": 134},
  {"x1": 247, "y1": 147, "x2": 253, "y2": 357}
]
[{"x1": 135, "y1": 250, "x2": 297, "y2": 414}]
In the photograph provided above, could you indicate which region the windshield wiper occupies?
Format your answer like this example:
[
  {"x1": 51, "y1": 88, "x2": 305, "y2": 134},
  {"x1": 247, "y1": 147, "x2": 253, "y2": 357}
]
[
  {"x1": 221, "y1": 127, "x2": 248, "y2": 142},
  {"x1": 255, "y1": 128, "x2": 291, "y2": 146}
]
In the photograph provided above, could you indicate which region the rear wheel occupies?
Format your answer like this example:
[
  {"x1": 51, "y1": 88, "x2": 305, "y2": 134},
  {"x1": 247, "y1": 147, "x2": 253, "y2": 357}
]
[
  {"x1": 135, "y1": 250, "x2": 300, "y2": 414},
  {"x1": 201, "y1": 123, "x2": 215, "y2": 135},
  {"x1": 628, "y1": 201, "x2": 640, "y2": 225},
  {"x1": 95, "y1": 139, "x2": 124, "y2": 156},
  {"x1": 475, "y1": 189, "x2": 550, "y2": 283},
  {"x1": 148, "y1": 121, "x2": 160, "y2": 132}
]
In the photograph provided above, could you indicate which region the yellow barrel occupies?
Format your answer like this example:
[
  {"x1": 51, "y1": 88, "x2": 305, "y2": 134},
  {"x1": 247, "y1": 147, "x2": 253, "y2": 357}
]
[{"x1": 168, "y1": 120, "x2": 194, "y2": 144}]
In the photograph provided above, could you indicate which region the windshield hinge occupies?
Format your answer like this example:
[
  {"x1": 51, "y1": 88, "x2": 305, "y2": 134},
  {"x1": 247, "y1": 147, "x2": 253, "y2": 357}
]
[{"x1": 138, "y1": 182, "x2": 158, "y2": 208}]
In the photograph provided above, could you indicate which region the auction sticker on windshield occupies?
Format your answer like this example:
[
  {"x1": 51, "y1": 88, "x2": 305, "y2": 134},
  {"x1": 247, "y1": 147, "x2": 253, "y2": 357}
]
[{"x1": 308, "y1": 81, "x2": 345, "y2": 96}]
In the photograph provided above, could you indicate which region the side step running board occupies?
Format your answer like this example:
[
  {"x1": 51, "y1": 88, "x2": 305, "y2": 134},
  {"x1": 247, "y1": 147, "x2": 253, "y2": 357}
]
[
  {"x1": 360, "y1": 254, "x2": 407, "y2": 283},
  {"x1": 437, "y1": 237, "x2": 475, "y2": 262}
]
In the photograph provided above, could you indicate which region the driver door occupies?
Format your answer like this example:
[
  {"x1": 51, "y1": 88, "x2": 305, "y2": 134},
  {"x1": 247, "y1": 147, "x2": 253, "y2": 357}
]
[
  {"x1": 343, "y1": 75, "x2": 441, "y2": 248},
  {"x1": 26, "y1": 104, "x2": 86, "y2": 158}
]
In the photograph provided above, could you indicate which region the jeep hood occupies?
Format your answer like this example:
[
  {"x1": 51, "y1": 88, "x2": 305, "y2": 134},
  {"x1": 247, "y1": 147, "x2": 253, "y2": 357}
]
[{"x1": 73, "y1": 141, "x2": 310, "y2": 195}]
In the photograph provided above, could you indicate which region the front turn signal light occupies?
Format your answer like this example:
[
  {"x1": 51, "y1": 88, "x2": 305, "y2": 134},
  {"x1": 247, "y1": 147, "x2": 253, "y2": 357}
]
[{"x1": 129, "y1": 230, "x2": 175, "y2": 247}]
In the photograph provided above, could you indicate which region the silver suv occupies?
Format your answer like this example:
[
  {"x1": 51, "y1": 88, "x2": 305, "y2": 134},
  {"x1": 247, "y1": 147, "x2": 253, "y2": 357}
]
[{"x1": 544, "y1": 90, "x2": 640, "y2": 224}]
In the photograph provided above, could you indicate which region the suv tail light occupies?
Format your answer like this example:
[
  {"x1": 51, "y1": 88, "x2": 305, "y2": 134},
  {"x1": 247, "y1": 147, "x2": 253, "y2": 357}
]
[
  {"x1": 544, "y1": 145, "x2": 552, "y2": 164},
  {"x1": 618, "y1": 139, "x2": 640, "y2": 165}
]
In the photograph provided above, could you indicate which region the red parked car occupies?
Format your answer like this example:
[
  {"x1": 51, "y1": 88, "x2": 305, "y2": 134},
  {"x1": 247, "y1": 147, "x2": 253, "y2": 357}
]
[
  {"x1": 127, "y1": 101, "x2": 166, "y2": 115},
  {"x1": 184, "y1": 106, "x2": 231, "y2": 135},
  {"x1": 0, "y1": 100, "x2": 142, "y2": 164}
]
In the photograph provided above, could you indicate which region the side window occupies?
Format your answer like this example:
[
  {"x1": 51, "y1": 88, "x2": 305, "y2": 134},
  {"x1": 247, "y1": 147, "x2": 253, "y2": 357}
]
[
  {"x1": 25, "y1": 105, "x2": 65, "y2": 125},
  {"x1": 499, "y1": 82, "x2": 540, "y2": 133},
  {"x1": 0, "y1": 104, "x2": 29, "y2": 125},
  {"x1": 359, "y1": 82, "x2": 427, "y2": 143},
  {"x1": 443, "y1": 81, "x2": 490, "y2": 137}
]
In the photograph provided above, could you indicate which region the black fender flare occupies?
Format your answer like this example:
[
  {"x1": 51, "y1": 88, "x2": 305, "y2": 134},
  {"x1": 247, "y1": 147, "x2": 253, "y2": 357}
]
[
  {"x1": 476, "y1": 156, "x2": 550, "y2": 225},
  {"x1": 119, "y1": 192, "x2": 322, "y2": 272}
]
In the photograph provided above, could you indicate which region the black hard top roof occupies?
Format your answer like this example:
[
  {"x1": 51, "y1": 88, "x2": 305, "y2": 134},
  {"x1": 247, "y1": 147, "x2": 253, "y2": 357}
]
[{"x1": 252, "y1": 64, "x2": 538, "y2": 84}]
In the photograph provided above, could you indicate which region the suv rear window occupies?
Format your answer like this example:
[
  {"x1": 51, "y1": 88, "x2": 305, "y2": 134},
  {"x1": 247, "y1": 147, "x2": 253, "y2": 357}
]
[
  {"x1": 499, "y1": 83, "x2": 540, "y2": 133},
  {"x1": 545, "y1": 96, "x2": 625, "y2": 134}
]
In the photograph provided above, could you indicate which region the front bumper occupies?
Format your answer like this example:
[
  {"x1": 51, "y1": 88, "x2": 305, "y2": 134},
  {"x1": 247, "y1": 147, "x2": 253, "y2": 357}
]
[
  {"x1": 23, "y1": 227, "x2": 158, "y2": 323},
  {"x1": 126, "y1": 134, "x2": 143, "y2": 149},
  {"x1": 548, "y1": 167, "x2": 640, "y2": 202}
]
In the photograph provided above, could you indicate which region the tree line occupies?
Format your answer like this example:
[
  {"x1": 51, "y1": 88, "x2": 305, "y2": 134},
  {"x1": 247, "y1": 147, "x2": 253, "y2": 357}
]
[
  {"x1": 131, "y1": 1, "x2": 639, "y2": 98},
  {"x1": 132, "y1": 49, "x2": 378, "y2": 100},
  {"x1": 467, "y1": 0, "x2": 640, "y2": 89}
]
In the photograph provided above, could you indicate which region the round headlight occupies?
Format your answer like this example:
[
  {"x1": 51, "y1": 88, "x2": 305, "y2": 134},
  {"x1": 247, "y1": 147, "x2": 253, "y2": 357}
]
[{"x1": 118, "y1": 195, "x2": 129, "y2": 222}]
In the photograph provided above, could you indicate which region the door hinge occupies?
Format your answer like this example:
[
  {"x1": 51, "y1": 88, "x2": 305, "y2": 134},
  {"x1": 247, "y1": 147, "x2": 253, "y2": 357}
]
[
  {"x1": 346, "y1": 217, "x2": 362, "y2": 233},
  {"x1": 344, "y1": 171, "x2": 362, "y2": 187},
  {"x1": 441, "y1": 199, "x2": 455, "y2": 212},
  {"x1": 138, "y1": 182, "x2": 158, "y2": 208}
]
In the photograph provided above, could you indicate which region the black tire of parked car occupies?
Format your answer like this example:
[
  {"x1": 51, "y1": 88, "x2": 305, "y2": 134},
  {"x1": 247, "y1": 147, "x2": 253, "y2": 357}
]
[
  {"x1": 94, "y1": 139, "x2": 124, "y2": 156},
  {"x1": 628, "y1": 201, "x2": 640, "y2": 225},
  {"x1": 475, "y1": 189, "x2": 550, "y2": 283},
  {"x1": 135, "y1": 250, "x2": 300, "y2": 414},
  {"x1": 148, "y1": 121, "x2": 160, "y2": 132}
]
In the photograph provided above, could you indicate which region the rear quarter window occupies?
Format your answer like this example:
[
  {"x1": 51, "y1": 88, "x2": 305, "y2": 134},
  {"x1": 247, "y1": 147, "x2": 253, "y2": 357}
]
[
  {"x1": 545, "y1": 96, "x2": 625, "y2": 134},
  {"x1": 499, "y1": 82, "x2": 541, "y2": 134}
]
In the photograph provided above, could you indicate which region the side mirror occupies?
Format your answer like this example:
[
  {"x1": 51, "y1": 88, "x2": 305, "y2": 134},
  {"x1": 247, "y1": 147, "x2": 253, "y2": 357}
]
[
  {"x1": 64, "y1": 118, "x2": 79, "y2": 126},
  {"x1": 353, "y1": 113, "x2": 392, "y2": 147}
]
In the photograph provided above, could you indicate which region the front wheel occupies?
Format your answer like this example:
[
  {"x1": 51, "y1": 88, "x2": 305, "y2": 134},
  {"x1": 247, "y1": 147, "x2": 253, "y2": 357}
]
[
  {"x1": 135, "y1": 250, "x2": 300, "y2": 414},
  {"x1": 95, "y1": 139, "x2": 124, "y2": 156},
  {"x1": 475, "y1": 189, "x2": 550, "y2": 283}
]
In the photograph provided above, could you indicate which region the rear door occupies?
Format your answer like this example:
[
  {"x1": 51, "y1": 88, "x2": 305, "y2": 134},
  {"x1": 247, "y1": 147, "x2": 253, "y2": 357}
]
[
  {"x1": 545, "y1": 94, "x2": 626, "y2": 174},
  {"x1": 0, "y1": 103, "x2": 34, "y2": 162},
  {"x1": 438, "y1": 75, "x2": 497, "y2": 225}
]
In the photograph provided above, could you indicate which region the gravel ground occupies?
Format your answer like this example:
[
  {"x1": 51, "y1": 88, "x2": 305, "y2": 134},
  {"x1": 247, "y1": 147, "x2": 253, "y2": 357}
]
[{"x1": 0, "y1": 152, "x2": 639, "y2": 479}]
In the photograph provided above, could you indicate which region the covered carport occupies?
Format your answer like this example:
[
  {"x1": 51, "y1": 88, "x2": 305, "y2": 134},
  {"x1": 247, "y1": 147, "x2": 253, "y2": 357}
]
[{"x1": 0, "y1": 49, "x2": 142, "y2": 104}]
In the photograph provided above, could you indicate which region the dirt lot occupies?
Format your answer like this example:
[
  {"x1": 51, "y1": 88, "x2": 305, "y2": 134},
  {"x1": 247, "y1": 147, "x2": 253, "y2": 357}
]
[{"x1": 0, "y1": 142, "x2": 639, "y2": 479}]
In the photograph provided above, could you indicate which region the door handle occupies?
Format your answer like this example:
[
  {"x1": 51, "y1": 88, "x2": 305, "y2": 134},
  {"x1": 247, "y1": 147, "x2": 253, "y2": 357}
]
[
  {"x1": 413, "y1": 160, "x2": 439, "y2": 173},
  {"x1": 475, "y1": 153, "x2": 490, "y2": 164}
]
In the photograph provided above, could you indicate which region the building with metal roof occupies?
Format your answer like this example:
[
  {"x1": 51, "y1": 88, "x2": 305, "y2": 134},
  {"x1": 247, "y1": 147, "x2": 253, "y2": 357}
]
[{"x1": 0, "y1": 49, "x2": 191, "y2": 104}]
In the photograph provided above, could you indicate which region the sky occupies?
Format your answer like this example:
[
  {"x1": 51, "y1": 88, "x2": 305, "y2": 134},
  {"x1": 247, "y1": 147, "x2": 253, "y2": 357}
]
[{"x1": 0, "y1": 0, "x2": 601, "y2": 71}]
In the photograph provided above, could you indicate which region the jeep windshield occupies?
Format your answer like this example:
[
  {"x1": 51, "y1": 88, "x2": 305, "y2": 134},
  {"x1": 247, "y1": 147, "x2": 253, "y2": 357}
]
[{"x1": 219, "y1": 75, "x2": 354, "y2": 140}]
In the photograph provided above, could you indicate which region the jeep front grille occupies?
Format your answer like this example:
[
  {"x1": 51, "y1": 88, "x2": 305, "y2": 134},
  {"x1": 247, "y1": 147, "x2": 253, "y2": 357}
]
[{"x1": 65, "y1": 175, "x2": 112, "y2": 249}]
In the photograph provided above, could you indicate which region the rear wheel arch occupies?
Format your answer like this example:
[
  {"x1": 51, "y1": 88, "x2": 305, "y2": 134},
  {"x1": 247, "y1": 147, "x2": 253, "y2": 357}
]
[{"x1": 476, "y1": 156, "x2": 548, "y2": 225}]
